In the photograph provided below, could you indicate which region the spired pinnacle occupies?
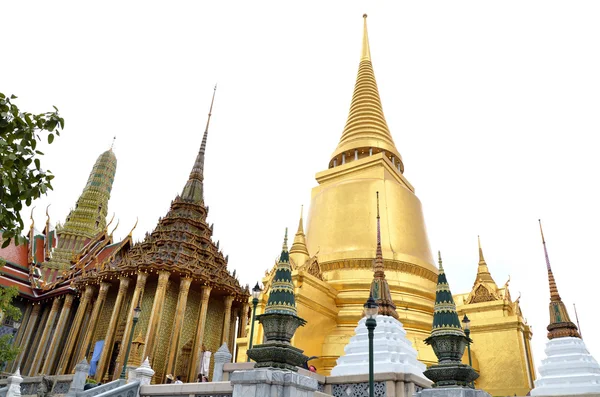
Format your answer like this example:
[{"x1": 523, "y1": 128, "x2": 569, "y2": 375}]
[
  {"x1": 474, "y1": 235, "x2": 497, "y2": 286},
  {"x1": 538, "y1": 220, "x2": 581, "y2": 340},
  {"x1": 181, "y1": 85, "x2": 217, "y2": 203},
  {"x1": 369, "y1": 191, "x2": 398, "y2": 319},
  {"x1": 330, "y1": 15, "x2": 403, "y2": 172}
]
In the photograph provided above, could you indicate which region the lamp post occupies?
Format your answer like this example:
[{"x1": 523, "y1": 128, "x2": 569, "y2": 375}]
[
  {"x1": 462, "y1": 314, "x2": 473, "y2": 388},
  {"x1": 120, "y1": 304, "x2": 142, "y2": 379},
  {"x1": 364, "y1": 295, "x2": 378, "y2": 397},
  {"x1": 11, "y1": 320, "x2": 21, "y2": 343},
  {"x1": 247, "y1": 282, "x2": 262, "y2": 362}
]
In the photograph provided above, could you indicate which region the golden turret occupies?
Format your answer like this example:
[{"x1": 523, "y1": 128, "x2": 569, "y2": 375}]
[
  {"x1": 289, "y1": 205, "x2": 309, "y2": 267},
  {"x1": 475, "y1": 236, "x2": 497, "y2": 286},
  {"x1": 330, "y1": 14, "x2": 403, "y2": 172}
]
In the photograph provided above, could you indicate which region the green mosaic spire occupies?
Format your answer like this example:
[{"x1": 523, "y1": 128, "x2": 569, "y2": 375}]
[
  {"x1": 45, "y1": 148, "x2": 117, "y2": 270},
  {"x1": 431, "y1": 251, "x2": 464, "y2": 336},
  {"x1": 265, "y1": 228, "x2": 297, "y2": 316}
]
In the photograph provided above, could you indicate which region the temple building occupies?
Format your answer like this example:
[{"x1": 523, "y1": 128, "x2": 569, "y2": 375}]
[
  {"x1": 236, "y1": 14, "x2": 535, "y2": 396},
  {"x1": 454, "y1": 237, "x2": 535, "y2": 395},
  {"x1": 0, "y1": 88, "x2": 250, "y2": 382}
]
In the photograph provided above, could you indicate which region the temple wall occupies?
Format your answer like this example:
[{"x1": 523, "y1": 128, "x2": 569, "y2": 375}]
[
  {"x1": 175, "y1": 286, "x2": 201, "y2": 379},
  {"x1": 138, "y1": 278, "x2": 158, "y2": 338}
]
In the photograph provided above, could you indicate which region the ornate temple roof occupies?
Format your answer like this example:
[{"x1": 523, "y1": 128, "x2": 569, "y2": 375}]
[
  {"x1": 369, "y1": 192, "x2": 398, "y2": 319},
  {"x1": 431, "y1": 252, "x2": 465, "y2": 337},
  {"x1": 110, "y1": 87, "x2": 247, "y2": 299},
  {"x1": 264, "y1": 229, "x2": 298, "y2": 316},
  {"x1": 330, "y1": 14, "x2": 403, "y2": 171},
  {"x1": 538, "y1": 220, "x2": 580, "y2": 340}
]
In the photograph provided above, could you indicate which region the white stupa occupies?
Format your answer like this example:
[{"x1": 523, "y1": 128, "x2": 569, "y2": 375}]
[
  {"x1": 331, "y1": 192, "x2": 427, "y2": 383},
  {"x1": 531, "y1": 221, "x2": 600, "y2": 396},
  {"x1": 331, "y1": 314, "x2": 427, "y2": 380}
]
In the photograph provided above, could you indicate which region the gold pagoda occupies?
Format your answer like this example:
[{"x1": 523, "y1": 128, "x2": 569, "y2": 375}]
[{"x1": 236, "y1": 15, "x2": 535, "y2": 396}]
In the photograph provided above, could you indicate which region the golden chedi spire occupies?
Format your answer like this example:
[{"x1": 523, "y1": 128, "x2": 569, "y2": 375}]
[
  {"x1": 475, "y1": 235, "x2": 497, "y2": 286},
  {"x1": 330, "y1": 14, "x2": 403, "y2": 172},
  {"x1": 538, "y1": 220, "x2": 580, "y2": 340},
  {"x1": 289, "y1": 205, "x2": 310, "y2": 267}
]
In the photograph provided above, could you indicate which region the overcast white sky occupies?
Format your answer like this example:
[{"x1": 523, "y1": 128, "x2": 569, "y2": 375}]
[{"x1": 3, "y1": 1, "x2": 600, "y2": 375}]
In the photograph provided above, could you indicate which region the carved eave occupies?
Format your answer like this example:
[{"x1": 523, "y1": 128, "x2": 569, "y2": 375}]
[{"x1": 294, "y1": 255, "x2": 323, "y2": 281}]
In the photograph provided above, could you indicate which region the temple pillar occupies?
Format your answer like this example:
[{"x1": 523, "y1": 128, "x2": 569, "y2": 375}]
[
  {"x1": 95, "y1": 277, "x2": 131, "y2": 381},
  {"x1": 239, "y1": 302, "x2": 249, "y2": 338},
  {"x1": 7, "y1": 304, "x2": 32, "y2": 372},
  {"x1": 221, "y1": 295, "x2": 234, "y2": 345},
  {"x1": 23, "y1": 304, "x2": 50, "y2": 375},
  {"x1": 13, "y1": 304, "x2": 41, "y2": 372},
  {"x1": 165, "y1": 277, "x2": 192, "y2": 376},
  {"x1": 30, "y1": 297, "x2": 61, "y2": 375},
  {"x1": 143, "y1": 271, "x2": 170, "y2": 364},
  {"x1": 113, "y1": 273, "x2": 147, "y2": 379},
  {"x1": 57, "y1": 285, "x2": 95, "y2": 374},
  {"x1": 228, "y1": 307, "x2": 238, "y2": 354},
  {"x1": 77, "y1": 282, "x2": 110, "y2": 364},
  {"x1": 188, "y1": 286, "x2": 212, "y2": 381},
  {"x1": 42, "y1": 294, "x2": 74, "y2": 374}
]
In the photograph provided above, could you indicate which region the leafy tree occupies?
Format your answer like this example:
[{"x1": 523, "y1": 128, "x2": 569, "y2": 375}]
[
  {"x1": 0, "y1": 93, "x2": 63, "y2": 247},
  {"x1": 0, "y1": 268, "x2": 21, "y2": 362}
]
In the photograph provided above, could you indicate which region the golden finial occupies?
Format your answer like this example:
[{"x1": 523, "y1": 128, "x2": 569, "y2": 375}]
[
  {"x1": 438, "y1": 250, "x2": 444, "y2": 271},
  {"x1": 361, "y1": 14, "x2": 371, "y2": 61},
  {"x1": 282, "y1": 227, "x2": 289, "y2": 251},
  {"x1": 204, "y1": 84, "x2": 218, "y2": 134},
  {"x1": 110, "y1": 219, "x2": 120, "y2": 236},
  {"x1": 110, "y1": 136, "x2": 116, "y2": 151},
  {"x1": 127, "y1": 217, "x2": 139, "y2": 237},
  {"x1": 477, "y1": 235, "x2": 485, "y2": 264},
  {"x1": 30, "y1": 206, "x2": 36, "y2": 223},
  {"x1": 376, "y1": 191, "x2": 380, "y2": 219},
  {"x1": 106, "y1": 213, "x2": 116, "y2": 229},
  {"x1": 296, "y1": 205, "x2": 304, "y2": 233}
]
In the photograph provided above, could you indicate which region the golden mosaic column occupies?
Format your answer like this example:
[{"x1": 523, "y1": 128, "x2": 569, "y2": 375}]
[
  {"x1": 7, "y1": 304, "x2": 32, "y2": 372},
  {"x1": 77, "y1": 282, "x2": 111, "y2": 363},
  {"x1": 95, "y1": 277, "x2": 131, "y2": 381},
  {"x1": 228, "y1": 307, "x2": 238, "y2": 353},
  {"x1": 143, "y1": 270, "x2": 170, "y2": 364},
  {"x1": 113, "y1": 273, "x2": 147, "y2": 379},
  {"x1": 30, "y1": 297, "x2": 62, "y2": 375},
  {"x1": 188, "y1": 285, "x2": 212, "y2": 380},
  {"x1": 42, "y1": 294, "x2": 74, "y2": 374},
  {"x1": 13, "y1": 304, "x2": 41, "y2": 372},
  {"x1": 239, "y1": 302, "x2": 249, "y2": 338},
  {"x1": 221, "y1": 295, "x2": 234, "y2": 345},
  {"x1": 165, "y1": 277, "x2": 192, "y2": 376},
  {"x1": 57, "y1": 285, "x2": 95, "y2": 374},
  {"x1": 23, "y1": 304, "x2": 49, "y2": 374}
]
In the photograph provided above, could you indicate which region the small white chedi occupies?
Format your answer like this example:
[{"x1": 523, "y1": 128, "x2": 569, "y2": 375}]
[
  {"x1": 331, "y1": 314, "x2": 427, "y2": 380},
  {"x1": 532, "y1": 222, "x2": 600, "y2": 396},
  {"x1": 531, "y1": 337, "x2": 600, "y2": 396}
]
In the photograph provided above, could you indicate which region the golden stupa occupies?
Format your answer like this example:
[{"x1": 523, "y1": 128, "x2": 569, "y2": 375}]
[
  {"x1": 238, "y1": 14, "x2": 437, "y2": 369},
  {"x1": 237, "y1": 15, "x2": 534, "y2": 395}
]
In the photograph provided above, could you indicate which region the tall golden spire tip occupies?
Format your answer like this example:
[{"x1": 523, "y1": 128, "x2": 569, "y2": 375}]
[
  {"x1": 361, "y1": 13, "x2": 371, "y2": 61},
  {"x1": 538, "y1": 219, "x2": 546, "y2": 244}
]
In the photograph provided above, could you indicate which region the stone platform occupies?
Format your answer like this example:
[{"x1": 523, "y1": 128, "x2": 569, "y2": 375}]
[{"x1": 416, "y1": 387, "x2": 491, "y2": 397}]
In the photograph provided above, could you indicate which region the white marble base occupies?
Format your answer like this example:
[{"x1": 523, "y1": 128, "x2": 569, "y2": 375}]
[
  {"x1": 531, "y1": 337, "x2": 600, "y2": 396},
  {"x1": 230, "y1": 368, "x2": 318, "y2": 397},
  {"x1": 416, "y1": 387, "x2": 491, "y2": 397},
  {"x1": 331, "y1": 315, "x2": 428, "y2": 384}
]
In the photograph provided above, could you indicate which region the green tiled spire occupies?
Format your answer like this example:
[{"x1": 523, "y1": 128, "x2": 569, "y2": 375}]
[
  {"x1": 431, "y1": 251, "x2": 465, "y2": 336},
  {"x1": 43, "y1": 148, "x2": 117, "y2": 270},
  {"x1": 265, "y1": 228, "x2": 297, "y2": 316}
]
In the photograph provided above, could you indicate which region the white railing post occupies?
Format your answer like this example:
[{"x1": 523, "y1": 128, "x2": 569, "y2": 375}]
[
  {"x1": 6, "y1": 368, "x2": 23, "y2": 397},
  {"x1": 134, "y1": 358, "x2": 154, "y2": 397},
  {"x1": 67, "y1": 359, "x2": 89, "y2": 397}
]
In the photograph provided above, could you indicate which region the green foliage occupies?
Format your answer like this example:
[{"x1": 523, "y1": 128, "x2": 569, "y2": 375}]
[
  {"x1": 0, "y1": 92, "x2": 63, "y2": 248},
  {"x1": 0, "y1": 284, "x2": 21, "y2": 362}
]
